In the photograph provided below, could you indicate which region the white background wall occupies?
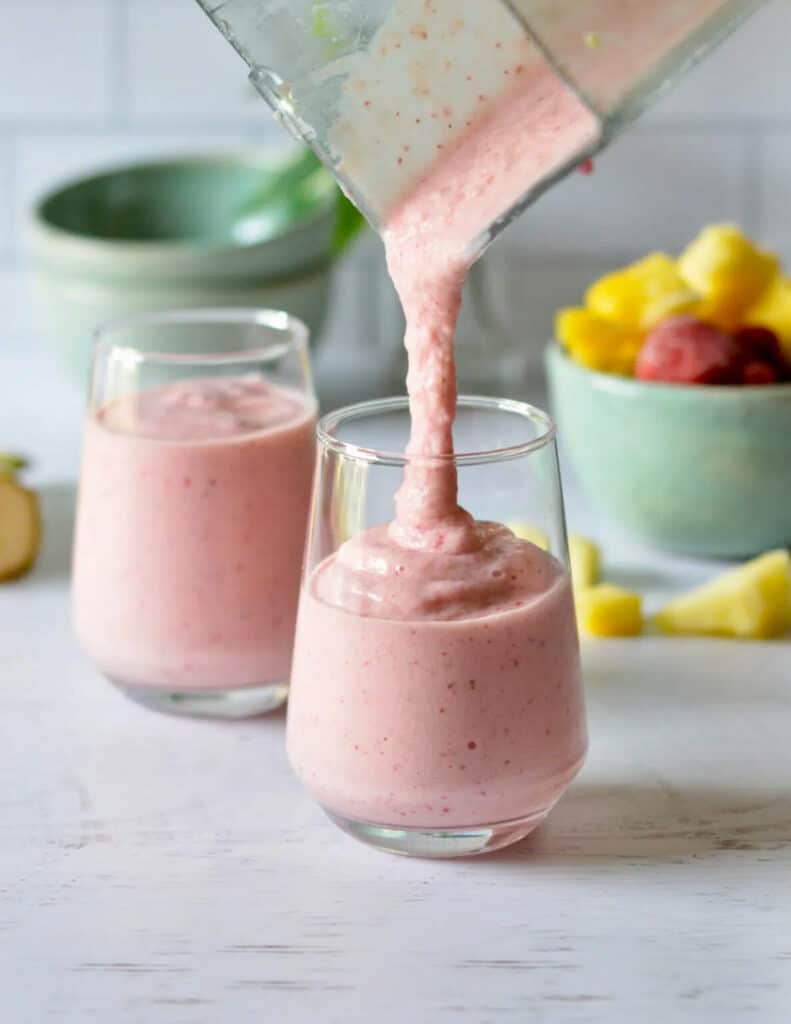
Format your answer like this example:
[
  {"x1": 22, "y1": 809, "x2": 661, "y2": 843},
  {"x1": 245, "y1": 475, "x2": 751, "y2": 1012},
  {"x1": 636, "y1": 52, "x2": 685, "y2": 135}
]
[{"x1": 3, "y1": 0, "x2": 791, "y2": 372}]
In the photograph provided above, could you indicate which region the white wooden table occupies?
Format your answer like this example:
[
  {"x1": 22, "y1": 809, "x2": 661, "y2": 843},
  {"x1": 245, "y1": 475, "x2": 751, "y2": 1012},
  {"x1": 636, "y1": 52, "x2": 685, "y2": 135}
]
[{"x1": 3, "y1": 341, "x2": 790, "y2": 1023}]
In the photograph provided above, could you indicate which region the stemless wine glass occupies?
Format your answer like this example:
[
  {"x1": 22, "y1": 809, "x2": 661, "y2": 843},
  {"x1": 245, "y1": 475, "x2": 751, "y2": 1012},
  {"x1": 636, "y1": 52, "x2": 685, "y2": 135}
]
[
  {"x1": 72, "y1": 309, "x2": 317, "y2": 718},
  {"x1": 287, "y1": 396, "x2": 587, "y2": 857}
]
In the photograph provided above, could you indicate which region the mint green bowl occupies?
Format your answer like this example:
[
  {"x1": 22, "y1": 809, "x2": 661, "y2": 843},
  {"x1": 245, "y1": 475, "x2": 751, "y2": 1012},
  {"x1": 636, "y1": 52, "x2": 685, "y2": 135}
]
[
  {"x1": 26, "y1": 150, "x2": 339, "y2": 386},
  {"x1": 545, "y1": 344, "x2": 791, "y2": 558}
]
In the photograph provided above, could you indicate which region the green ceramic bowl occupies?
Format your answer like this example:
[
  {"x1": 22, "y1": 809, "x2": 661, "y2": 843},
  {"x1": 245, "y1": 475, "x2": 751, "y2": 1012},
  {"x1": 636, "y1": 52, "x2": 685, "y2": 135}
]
[
  {"x1": 26, "y1": 150, "x2": 340, "y2": 385},
  {"x1": 546, "y1": 344, "x2": 791, "y2": 558}
]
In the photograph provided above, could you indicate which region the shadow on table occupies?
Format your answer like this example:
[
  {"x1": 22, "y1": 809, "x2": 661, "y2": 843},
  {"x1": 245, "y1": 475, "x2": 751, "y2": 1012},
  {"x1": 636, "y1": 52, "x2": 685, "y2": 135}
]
[
  {"x1": 493, "y1": 780, "x2": 791, "y2": 865},
  {"x1": 33, "y1": 481, "x2": 76, "y2": 581},
  {"x1": 486, "y1": 639, "x2": 791, "y2": 865}
]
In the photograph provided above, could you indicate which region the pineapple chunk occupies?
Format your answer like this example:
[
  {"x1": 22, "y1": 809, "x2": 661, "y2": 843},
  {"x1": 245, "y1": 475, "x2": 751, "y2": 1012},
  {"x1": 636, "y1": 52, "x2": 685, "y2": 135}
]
[
  {"x1": 0, "y1": 479, "x2": 41, "y2": 581},
  {"x1": 507, "y1": 521, "x2": 549, "y2": 550},
  {"x1": 678, "y1": 224, "x2": 778, "y2": 330},
  {"x1": 586, "y1": 253, "x2": 699, "y2": 330},
  {"x1": 576, "y1": 584, "x2": 643, "y2": 638},
  {"x1": 747, "y1": 275, "x2": 791, "y2": 357},
  {"x1": 656, "y1": 550, "x2": 791, "y2": 640},
  {"x1": 568, "y1": 534, "x2": 600, "y2": 591},
  {"x1": 555, "y1": 307, "x2": 643, "y2": 375}
]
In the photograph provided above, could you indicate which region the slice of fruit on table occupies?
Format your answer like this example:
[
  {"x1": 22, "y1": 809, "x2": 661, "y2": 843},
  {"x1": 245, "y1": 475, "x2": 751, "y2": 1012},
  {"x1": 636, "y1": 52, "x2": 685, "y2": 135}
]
[
  {"x1": 566, "y1": 534, "x2": 642, "y2": 638},
  {"x1": 0, "y1": 454, "x2": 42, "y2": 581},
  {"x1": 568, "y1": 533, "x2": 600, "y2": 592},
  {"x1": 656, "y1": 550, "x2": 791, "y2": 640},
  {"x1": 576, "y1": 584, "x2": 643, "y2": 638}
]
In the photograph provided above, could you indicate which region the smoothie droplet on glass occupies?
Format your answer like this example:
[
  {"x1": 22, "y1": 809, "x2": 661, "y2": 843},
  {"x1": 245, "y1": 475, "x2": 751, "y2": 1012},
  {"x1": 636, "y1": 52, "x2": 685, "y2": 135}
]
[{"x1": 72, "y1": 310, "x2": 317, "y2": 718}]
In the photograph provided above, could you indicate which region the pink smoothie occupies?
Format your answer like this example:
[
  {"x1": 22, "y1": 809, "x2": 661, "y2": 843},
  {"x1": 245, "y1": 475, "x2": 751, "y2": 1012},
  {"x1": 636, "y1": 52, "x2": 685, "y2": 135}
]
[
  {"x1": 288, "y1": 524, "x2": 585, "y2": 828},
  {"x1": 73, "y1": 376, "x2": 316, "y2": 691},
  {"x1": 288, "y1": 28, "x2": 590, "y2": 830}
]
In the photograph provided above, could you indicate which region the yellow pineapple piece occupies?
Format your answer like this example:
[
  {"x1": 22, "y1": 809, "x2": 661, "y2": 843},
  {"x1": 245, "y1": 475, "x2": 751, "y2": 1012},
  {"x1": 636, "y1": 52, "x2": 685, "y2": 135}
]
[
  {"x1": 586, "y1": 253, "x2": 699, "y2": 331},
  {"x1": 678, "y1": 224, "x2": 778, "y2": 330},
  {"x1": 576, "y1": 584, "x2": 643, "y2": 638},
  {"x1": 747, "y1": 275, "x2": 791, "y2": 356},
  {"x1": 507, "y1": 521, "x2": 549, "y2": 550},
  {"x1": 656, "y1": 550, "x2": 791, "y2": 640},
  {"x1": 555, "y1": 307, "x2": 643, "y2": 375},
  {"x1": 568, "y1": 534, "x2": 600, "y2": 591}
]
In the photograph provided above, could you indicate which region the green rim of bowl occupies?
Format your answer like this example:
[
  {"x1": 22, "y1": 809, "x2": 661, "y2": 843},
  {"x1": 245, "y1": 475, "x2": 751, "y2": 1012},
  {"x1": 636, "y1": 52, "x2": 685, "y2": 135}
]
[{"x1": 29, "y1": 149, "x2": 338, "y2": 258}]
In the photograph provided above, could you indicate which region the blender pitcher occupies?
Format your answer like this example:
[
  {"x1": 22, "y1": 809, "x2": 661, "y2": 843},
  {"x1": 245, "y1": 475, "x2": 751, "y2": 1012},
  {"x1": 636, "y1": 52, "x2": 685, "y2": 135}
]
[{"x1": 195, "y1": 0, "x2": 764, "y2": 257}]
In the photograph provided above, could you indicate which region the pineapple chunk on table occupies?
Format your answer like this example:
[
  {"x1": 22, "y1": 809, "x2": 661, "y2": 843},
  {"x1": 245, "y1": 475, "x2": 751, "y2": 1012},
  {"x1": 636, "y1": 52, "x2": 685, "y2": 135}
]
[
  {"x1": 678, "y1": 224, "x2": 778, "y2": 330},
  {"x1": 656, "y1": 550, "x2": 791, "y2": 640},
  {"x1": 576, "y1": 584, "x2": 643, "y2": 638},
  {"x1": 568, "y1": 534, "x2": 600, "y2": 592},
  {"x1": 585, "y1": 252, "x2": 699, "y2": 330}
]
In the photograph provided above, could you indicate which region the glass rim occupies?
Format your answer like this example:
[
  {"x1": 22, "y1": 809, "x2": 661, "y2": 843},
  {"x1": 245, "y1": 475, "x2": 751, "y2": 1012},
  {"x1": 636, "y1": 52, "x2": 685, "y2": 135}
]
[
  {"x1": 317, "y1": 395, "x2": 556, "y2": 467},
  {"x1": 92, "y1": 307, "x2": 310, "y2": 366}
]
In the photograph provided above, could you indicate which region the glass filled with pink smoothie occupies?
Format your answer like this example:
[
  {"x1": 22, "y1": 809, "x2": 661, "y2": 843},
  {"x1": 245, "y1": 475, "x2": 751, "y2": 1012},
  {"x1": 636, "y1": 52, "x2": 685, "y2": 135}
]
[
  {"x1": 287, "y1": 396, "x2": 587, "y2": 857},
  {"x1": 72, "y1": 309, "x2": 317, "y2": 718}
]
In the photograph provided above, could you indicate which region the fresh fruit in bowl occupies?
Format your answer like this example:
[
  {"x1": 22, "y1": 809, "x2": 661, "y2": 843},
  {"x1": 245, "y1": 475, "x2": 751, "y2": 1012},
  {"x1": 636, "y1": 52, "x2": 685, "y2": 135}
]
[
  {"x1": 0, "y1": 454, "x2": 41, "y2": 580},
  {"x1": 635, "y1": 316, "x2": 744, "y2": 385},
  {"x1": 556, "y1": 224, "x2": 791, "y2": 386},
  {"x1": 546, "y1": 224, "x2": 791, "y2": 557}
]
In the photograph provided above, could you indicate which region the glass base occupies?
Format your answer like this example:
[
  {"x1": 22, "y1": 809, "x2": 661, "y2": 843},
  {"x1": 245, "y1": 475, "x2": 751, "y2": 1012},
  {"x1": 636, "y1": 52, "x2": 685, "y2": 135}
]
[
  {"x1": 324, "y1": 807, "x2": 550, "y2": 858},
  {"x1": 112, "y1": 679, "x2": 288, "y2": 719}
]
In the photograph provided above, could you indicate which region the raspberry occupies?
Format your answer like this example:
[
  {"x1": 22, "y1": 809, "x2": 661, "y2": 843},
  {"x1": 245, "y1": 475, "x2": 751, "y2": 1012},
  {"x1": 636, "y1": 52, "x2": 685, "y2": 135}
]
[
  {"x1": 635, "y1": 316, "x2": 742, "y2": 385},
  {"x1": 741, "y1": 360, "x2": 779, "y2": 385},
  {"x1": 734, "y1": 325, "x2": 787, "y2": 379}
]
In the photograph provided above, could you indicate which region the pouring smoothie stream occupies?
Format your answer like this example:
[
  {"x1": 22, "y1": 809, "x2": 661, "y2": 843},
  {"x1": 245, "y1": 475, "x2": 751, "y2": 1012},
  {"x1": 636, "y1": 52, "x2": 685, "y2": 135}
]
[
  {"x1": 193, "y1": 0, "x2": 765, "y2": 851},
  {"x1": 285, "y1": 9, "x2": 594, "y2": 847}
]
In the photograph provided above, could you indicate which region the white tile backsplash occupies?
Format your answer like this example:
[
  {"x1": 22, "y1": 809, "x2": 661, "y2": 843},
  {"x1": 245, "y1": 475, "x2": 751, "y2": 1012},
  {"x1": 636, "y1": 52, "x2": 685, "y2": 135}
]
[
  {"x1": 648, "y1": 0, "x2": 791, "y2": 123},
  {"x1": 125, "y1": 0, "x2": 275, "y2": 123},
  {"x1": 0, "y1": 140, "x2": 11, "y2": 261},
  {"x1": 0, "y1": 0, "x2": 114, "y2": 123},
  {"x1": 508, "y1": 127, "x2": 749, "y2": 262},
  {"x1": 0, "y1": 268, "x2": 36, "y2": 341},
  {"x1": 753, "y1": 131, "x2": 791, "y2": 260}
]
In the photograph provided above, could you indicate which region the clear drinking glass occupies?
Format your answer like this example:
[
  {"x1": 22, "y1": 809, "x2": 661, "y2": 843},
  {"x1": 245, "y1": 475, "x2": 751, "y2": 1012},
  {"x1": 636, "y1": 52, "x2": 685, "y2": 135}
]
[
  {"x1": 72, "y1": 309, "x2": 317, "y2": 718},
  {"x1": 287, "y1": 396, "x2": 587, "y2": 857}
]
